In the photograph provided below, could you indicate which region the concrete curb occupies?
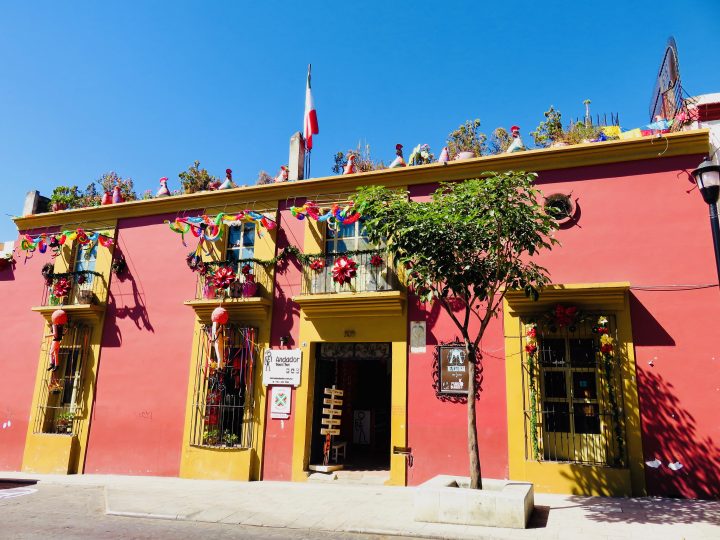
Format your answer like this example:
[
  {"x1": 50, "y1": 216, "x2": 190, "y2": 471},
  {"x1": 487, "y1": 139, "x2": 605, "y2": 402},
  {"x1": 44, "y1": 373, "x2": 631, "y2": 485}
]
[{"x1": 107, "y1": 510, "x2": 187, "y2": 521}]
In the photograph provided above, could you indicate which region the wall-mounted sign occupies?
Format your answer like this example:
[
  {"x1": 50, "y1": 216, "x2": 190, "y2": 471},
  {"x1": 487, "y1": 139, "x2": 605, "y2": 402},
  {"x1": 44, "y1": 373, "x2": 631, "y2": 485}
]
[
  {"x1": 270, "y1": 386, "x2": 292, "y2": 419},
  {"x1": 437, "y1": 345, "x2": 469, "y2": 395},
  {"x1": 263, "y1": 349, "x2": 302, "y2": 386},
  {"x1": 410, "y1": 321, "x2": 426, "y2": 353}
]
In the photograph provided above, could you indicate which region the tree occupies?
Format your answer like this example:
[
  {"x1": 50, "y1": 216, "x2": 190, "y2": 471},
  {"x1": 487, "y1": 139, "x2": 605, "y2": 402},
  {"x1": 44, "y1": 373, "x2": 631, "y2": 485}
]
[{"x1": 353, "y1": 172, "x2": 559, "y2": 489}]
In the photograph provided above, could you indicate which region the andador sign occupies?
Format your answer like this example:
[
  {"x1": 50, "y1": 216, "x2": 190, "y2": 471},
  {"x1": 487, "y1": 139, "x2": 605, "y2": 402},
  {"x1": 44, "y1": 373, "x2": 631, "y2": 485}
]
[{"x1": 263, "y1": 349, "x2": 302, "y2": 386}]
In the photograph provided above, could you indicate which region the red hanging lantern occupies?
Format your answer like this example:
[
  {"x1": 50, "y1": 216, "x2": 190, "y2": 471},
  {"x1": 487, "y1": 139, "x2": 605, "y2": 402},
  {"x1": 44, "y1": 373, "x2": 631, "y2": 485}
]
[
  {"x1": 48, "y1": 309, "x2": 67, "y2": 371},
  {"x1": 332, "y1": 255, "x2": 357, "y2": 285}
]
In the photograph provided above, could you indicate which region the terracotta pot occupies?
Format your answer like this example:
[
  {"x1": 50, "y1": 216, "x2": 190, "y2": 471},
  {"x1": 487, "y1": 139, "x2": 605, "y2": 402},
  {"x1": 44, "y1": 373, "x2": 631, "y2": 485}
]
[
  {"x1": 51, "y1": 202, "x2": 67, "y2": 212},
  {"x1": 455, "y1": 151, "x2": 475, "y2": 160}
]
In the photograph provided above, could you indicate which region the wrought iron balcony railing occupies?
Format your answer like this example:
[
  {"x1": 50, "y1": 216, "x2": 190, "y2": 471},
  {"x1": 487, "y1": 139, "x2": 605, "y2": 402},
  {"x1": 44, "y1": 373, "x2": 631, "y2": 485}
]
[
  {"x1": 193, "y1": 262, "x2": 273, "y2": 301},
  {"x1": 300, "y1": 251, "x2": 399, "y2": 295},
  {"x1": 41, "y1": 271, "x2": 106, "y2": 307}
]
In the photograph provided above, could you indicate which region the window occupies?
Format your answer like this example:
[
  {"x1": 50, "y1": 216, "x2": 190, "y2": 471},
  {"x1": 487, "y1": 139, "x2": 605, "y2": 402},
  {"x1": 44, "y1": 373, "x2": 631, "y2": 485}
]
[
  {"x1": 189, "y1": 324, "x2": 258, "y2": 448},
  {"x1": 524, "y1": 315, "x2": 626, "y2": 466},
  {"x1": 325, "y1": 220, "x2": 370, "y2": 253},
  {"x1": 71, "y1": 243, "x2": 98, "y2": 304},
  {"x1": 34, "y1": 324, "x2": 91, "y2": 435},
  {"x1": 226, "y1": 223, "x2": 255, "y2": 270}
]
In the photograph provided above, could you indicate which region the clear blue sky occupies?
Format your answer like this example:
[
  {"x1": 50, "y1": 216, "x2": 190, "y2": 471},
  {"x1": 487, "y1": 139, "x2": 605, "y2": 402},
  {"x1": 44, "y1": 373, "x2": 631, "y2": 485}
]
[{"x1": 2, "y1": 0, "x2": 720, "y2": 240}]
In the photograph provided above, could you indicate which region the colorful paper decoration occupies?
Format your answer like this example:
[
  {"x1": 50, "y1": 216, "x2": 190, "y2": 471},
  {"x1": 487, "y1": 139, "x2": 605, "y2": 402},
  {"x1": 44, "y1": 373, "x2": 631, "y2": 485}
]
[
  {"x1": 289, "y1": 202, "x2": 361, "y2": 228},
  {"x1": 21, "y1": 229, "x2": 114, "y2": 255},
  {"x1": 211, "y1": 307, "x2": 229, "y2": 370},
  {"x1": 48, "y1": 309, "x2": 67, "y2": 372},
  {"x1": 331, "y1": 255, "x2": 357, "y2": 285},
  {"x1": 166, "y1": 211, "x2": 276, "y2": 243}
]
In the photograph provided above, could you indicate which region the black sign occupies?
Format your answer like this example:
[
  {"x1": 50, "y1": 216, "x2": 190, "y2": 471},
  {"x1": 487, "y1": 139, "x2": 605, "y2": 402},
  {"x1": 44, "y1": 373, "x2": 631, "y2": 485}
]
[{"x1": 437, "y1": 345, "x2": 469, "y2": 395}]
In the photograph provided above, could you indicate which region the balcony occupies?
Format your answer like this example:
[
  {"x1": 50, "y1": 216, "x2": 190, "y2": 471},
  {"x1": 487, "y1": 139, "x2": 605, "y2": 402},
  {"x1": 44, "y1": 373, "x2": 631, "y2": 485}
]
[
  {"x1": 294, "y1": 252, "x2": 405, "y2": 318},
  {"x1": 185, "y1": 262, "x2": 274, "y2": 321},
  {"x1": 300, "y1": 252, "x2": 399, "y2": 295},
  {"x1": 32, "y1": 271, "x2": 107, "y2": 321}
]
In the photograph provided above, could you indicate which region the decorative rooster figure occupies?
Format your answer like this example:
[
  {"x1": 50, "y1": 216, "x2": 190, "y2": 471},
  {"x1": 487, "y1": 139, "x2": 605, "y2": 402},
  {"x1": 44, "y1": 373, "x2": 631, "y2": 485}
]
[
  {"x1": 101, "y1": 191, "x2": 113, "y2": 205},
  {"x1": 156, "y1": 177, "x2": 170, "y2": 197},
  {"x1": 438, "y1": 146, "x2": 450, "y2": 163},
  {"x1": 46, "y1": 309, "x2": 67, "y2": 372},
  {"x1": 506, "y1": 125, "x2": 526, "y2": 153},
  {"x1": 274, "y1": 166, "x2": 289, "y2": 183},
  {"x1": 343, "y1": 154, "x2": 358, "y2": 175},
  {"x1": 207, "y1": 177, "x2": 221, "y2": 191},
  {"x1": 112, "y1": 185, "x2": 124, "y2": 204},
  {"x1": 388, "y1": 144, "x2": 406, "y2": 168},
  {"x1": 211, "y1": 307, "x2": 229, "y2": 370},
  {"x1": 219, "y1": 168, "x2": 235, "y2": 190}
]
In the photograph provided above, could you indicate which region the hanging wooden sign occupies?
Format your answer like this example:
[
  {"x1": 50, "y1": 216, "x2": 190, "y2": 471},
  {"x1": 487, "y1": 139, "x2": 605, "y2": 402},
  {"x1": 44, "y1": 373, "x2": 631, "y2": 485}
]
[
  {"x1": 321, "y1": 417, "x2": 341, "y2": 426},
  {"x1": 320, "y1": 428, "x2": 340, "y2": 436}
]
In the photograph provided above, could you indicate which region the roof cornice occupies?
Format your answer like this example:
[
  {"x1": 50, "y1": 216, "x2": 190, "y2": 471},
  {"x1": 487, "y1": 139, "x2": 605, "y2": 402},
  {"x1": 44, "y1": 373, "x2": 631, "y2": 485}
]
[{"x1": 13, "y1": 129, "x2": 709, "y2": 231}]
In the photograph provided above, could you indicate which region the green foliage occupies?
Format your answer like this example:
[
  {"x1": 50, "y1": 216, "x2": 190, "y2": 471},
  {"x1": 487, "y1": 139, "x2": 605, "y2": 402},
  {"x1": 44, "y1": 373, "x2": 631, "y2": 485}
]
[
  {"x1": 531, "y1": 106, "x2": 564, "y2": 148},
  {"x1": 179, "y1": 160, "x2": 218, "y2": 193},
  {"x1": 446, "y1": 119, "x2": 487, "y2": 158},
  {"x1": 564, "y1": 121, "x2": 602, "y2": 145},
  {"x1": 49, "y1": 186, "x2": 81, "y2": 208},
  {"x1": 224, "y1": 431, "x2": 239, "y2": 446},
  {"x1": 332, "y1": 143, "x2": 385, "y2": 174},
  {"x1": 79, "y1": 182, "x2": 101, "y2": 208},
  {"x1": 488, "y1": 128, "x2": 512, "y2": 154},
  {"x1": 354, "y1": 172, "x2": 558, "y2": 313},
  {"x1": 98, "y1": 171, "x2": 137, "y2": 201}
]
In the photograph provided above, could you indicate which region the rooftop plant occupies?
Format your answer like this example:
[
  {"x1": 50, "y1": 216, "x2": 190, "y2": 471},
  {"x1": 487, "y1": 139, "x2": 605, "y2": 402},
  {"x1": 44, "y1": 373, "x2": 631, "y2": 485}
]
[
  {"x1": 531, "y1": 106, "x2": 564, "y2": 148},
  {"x1": 179, "y1": 160, "x2": 218, "y2": 194},
  {"x1": 332, "y1": 143, "x2": 385, "y2": 174},
  {"x1": 446, "y1": 119, "x2": 487, "y2": 158},
  {"x1": 488, "y1": 127, "x2": 512, "y2": 154}
]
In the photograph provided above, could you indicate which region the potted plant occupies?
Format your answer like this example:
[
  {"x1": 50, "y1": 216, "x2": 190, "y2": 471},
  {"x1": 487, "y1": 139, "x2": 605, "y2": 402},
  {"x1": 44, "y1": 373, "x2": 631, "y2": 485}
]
[
  {"x1": 224, "y1": 431, "x2": 239, "y2": 447},
  {"x1": 446, "y1": 119, "x2": 487, "y2": 160},
  {"x1": 49, "y1": 186, "x2": 81, "y2": 212},
  {"x1": 55, "y1": 411, "x2": 74, "y2": 434},
  {"x1": 203, "y1": 428, "x2": 220, "y2": 446},
  {"x1": 531, "y1": 106, "x2": 565, "y2": 148},
  {"x1": 178, "y1": 161, "x2": 219, "y2": 194}
]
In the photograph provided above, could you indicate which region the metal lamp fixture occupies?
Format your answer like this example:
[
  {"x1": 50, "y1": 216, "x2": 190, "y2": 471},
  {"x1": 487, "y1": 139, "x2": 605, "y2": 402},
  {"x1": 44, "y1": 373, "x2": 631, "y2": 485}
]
[{"x1": 691, "y1": 158, "x2": 720, "y2": 286}]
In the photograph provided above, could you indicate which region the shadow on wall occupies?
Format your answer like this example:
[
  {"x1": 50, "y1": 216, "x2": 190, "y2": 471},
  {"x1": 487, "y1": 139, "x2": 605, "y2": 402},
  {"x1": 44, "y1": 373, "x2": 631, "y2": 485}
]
[
  {"x1": 629, "y1": 294, "x2": 675, "y2": 347},
  {"x1": 270, "y1": 227, "x2": 301, "y2": 347},
  {"x1": 104, "y1": 249, "x2": 154, "y2": 347},
  {"x1": 558, "y1": 369, "x2": 720, "y2": 501}
]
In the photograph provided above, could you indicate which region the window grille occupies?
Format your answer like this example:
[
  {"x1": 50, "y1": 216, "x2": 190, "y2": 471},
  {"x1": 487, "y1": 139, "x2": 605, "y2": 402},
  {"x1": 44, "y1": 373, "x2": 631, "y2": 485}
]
[
  {"x1": 189, "y1": 324, "x2": 258, "y2": 449},
  {"x1": 522, "y1": 315, "x2": 627, "y2": 467},
  {"x1": 34, "y1": 323, "x2": 92, "y2": 435}
]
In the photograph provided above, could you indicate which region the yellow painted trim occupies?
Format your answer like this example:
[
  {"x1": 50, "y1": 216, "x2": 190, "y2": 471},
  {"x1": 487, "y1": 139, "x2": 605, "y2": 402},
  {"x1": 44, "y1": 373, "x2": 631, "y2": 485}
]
[
  {"x1": 23, "y1": 222, "x2": 117, "y2": 473},
  {"x1": 503, "y1": 281, "x2": 645, "y2": 496},
  {"x1": 291, "y1": 219, "x2": 408, "y2": 484},
  {"x1": 179, "y1": 212, "x2": 277, "y2": 481},
  {"x1": 13, "y1": 130, "x2": 710, "y2": 231},
  {"x1": 292, "y1": 290, "x2": 406, "y2": 318}
]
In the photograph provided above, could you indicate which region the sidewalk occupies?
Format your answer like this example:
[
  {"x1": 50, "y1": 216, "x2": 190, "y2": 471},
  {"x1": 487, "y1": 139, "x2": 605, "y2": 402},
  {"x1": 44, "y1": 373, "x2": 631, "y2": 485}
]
[{"x1": 2, "y1": 471, "x2": 719, "y2": 539}]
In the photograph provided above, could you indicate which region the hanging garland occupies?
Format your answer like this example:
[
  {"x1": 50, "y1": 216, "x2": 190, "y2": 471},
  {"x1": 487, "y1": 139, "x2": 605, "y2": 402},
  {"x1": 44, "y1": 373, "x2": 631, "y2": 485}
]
[
  {"x1": 523, "y1": 307, "x2": 625, "y2": 465},
  {"x1": 524, "y1": 322, "x2": 540, "y2": 460},
  {"x1": 21, "y1": 229, "x2": 114, "y2": 255},
  {"x1": 166, "y1": 211, "x2": 277, "y2": 244},
  {"x1": 595, "y1": 316, "x2": 625, "y2": 465},
  {"x1": 289, "y1": 202, "x2": 361, "y2": 229}
]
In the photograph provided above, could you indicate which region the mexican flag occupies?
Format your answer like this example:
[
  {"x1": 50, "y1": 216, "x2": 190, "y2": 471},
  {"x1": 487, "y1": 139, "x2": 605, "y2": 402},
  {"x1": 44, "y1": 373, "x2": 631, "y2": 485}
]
[{"x1": 304, "y1": 64, "x2": 319, "y2": 150}]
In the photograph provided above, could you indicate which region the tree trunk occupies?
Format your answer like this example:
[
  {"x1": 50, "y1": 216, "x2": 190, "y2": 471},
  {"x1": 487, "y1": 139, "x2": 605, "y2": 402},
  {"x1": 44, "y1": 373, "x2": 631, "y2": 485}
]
[{"x1": 466, "y1": 340, "x2": 482, "y2": 489}]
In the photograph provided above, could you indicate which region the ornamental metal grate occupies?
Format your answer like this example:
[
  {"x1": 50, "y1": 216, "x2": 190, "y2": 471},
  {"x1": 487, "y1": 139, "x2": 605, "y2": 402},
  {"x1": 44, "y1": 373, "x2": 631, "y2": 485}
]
[
  {"x1": 34, "y1": 323, "x2": 92, "y2": 435},
  {"x1": 521, "y1": 315, "x2": 627, "y2": 467},
  {"x1": 301, "y1": 251, "x2": 398, "y2": 295},
  {"x1": 189, "y1": 324, "x2": 258, "y2": 449}
]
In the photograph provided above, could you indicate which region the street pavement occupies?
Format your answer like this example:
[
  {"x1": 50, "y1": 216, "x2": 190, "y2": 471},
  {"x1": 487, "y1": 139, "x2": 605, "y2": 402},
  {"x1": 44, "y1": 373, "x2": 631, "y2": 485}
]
[{"x1": 1, "y1": 473, "x2": 719, "y2": 540}]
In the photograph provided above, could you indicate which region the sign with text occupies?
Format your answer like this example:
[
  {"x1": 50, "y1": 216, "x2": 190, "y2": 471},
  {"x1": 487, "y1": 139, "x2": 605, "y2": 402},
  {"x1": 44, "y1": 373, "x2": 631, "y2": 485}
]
[
  {"x1": 263, "y1": 349, "x2": 302, "y2": 386},
  {"x1": 437, "y1": 345, "x2": 469, "y2": 395},
  {"x1": 270, "y1": 386, "x2": 291, "y2": 419}
]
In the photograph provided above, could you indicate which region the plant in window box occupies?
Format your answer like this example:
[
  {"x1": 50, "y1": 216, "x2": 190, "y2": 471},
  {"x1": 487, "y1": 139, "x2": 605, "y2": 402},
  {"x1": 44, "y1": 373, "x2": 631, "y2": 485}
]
[
  {"x1": 224, "y1": 431, "x2": 239, "y2": 447},
  {"x1": 203, "y1": 428, "x2": 220, "y2": 446},
  {"x1": 55, "y1": 411, "x2": 75, "y2": 434}
]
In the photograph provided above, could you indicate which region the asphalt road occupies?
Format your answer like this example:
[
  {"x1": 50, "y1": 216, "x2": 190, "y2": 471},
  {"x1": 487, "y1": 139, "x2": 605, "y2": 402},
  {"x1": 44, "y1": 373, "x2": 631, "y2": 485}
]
[{"x1": 0, "y1": 481, "x2": 399, "y2": 540}]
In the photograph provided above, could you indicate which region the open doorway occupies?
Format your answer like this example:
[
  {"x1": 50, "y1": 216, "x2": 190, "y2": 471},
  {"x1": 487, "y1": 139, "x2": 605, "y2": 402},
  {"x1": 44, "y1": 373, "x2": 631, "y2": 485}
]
[{"x1": 310, "y1": 342, "x2": 392, "y2": 471}]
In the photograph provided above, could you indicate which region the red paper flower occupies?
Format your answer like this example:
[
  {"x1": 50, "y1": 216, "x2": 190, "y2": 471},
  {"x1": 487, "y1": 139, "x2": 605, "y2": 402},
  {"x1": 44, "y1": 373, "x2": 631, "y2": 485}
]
[
  {"x1": 554, "y1": 305, "x2": 577, "y2": 327},
  {"x1": 332, "y1": 256, "x2": 357, "y2": 285},
  {"x1": 369, "y1": 254, "x2": 384, "y2": 267},
  {"x1": 526, "y1": 327, "x2": 537, "y2": 338},
  {"x1": 212, "y1": 266, "x2": 236, "y2": 289},
  {"x1": 601, "y1": 343, "x2": 613, "y2": 354},
  {"x1": 241, "y1": 264, "x2": 251, "y2": 275},
  {"x1": 310, "y1": 259, "x2": 326, "y2": 273},
  {"x1": 53, "y1": 277, "x2": 71, "y2": 298},
  {"x1": 525, "y1": 343, "x2": 538, "y2": 354},
  {"x1": 76, "y1": 274, "x2": 86, "y2": 285}
]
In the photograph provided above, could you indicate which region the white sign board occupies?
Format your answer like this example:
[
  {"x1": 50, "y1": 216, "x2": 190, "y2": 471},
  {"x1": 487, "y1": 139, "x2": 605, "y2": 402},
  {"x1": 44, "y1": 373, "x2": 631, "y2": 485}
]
[
  {"x1": 263, "y1": 349, "x2": 302, "y2": 386},
  {"x1": 270, "y1": 386, "x2": 292, "y2": 419},
  {"x1": 410, "y1": 321, "x2": 427, "y2": 353}
]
